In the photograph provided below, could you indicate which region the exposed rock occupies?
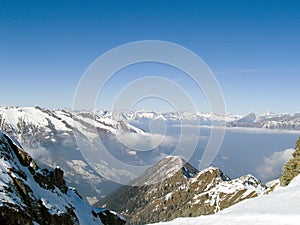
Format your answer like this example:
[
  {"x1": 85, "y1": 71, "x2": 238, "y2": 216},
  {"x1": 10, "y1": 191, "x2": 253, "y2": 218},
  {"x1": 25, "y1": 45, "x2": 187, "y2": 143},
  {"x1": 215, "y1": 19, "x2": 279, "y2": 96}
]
[
  {"x1": 100, "y1": 156, "x2": 266, "y2": 225},
  {"x1": 0, "y1": 204, "x2": 33, "y2": 225},
  {"x1": 0, "y1": 106, "x2": 145, "y2": 202},
  {"x1": 0, "y1": 130, "x2": 126, "y2": 225},
  {"x1": 280, "y1": 137, "x2": 300, "y2": 186},
  {"x1": 95, "y1": 209, "x2": 126, "y2": 225}
]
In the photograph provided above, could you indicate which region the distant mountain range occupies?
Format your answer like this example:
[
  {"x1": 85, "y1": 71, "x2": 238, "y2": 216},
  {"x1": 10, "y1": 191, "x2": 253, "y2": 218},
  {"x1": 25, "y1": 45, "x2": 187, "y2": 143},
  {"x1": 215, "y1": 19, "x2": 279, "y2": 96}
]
[
  {"x1": 227, "y1": 112, "x2": 300, "y2": 130},
  {"x1": 99, "y1": 110, "x2": 239, "y2": 124},
  {"x1": 0, "y1": 130, "x2": 125, "y2": 225},
  {"x1": 100, "y1": 110, "x2": 300, "y2": 130}
]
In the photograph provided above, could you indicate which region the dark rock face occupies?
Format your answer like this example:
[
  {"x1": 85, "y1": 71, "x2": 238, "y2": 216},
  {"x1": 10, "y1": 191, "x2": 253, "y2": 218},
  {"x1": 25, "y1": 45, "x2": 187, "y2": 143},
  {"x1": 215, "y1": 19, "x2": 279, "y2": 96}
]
[
  {"x1": 95, "y1": 209, "x2": 126, "y2": 225},
  {"x1": 0, "y1": 130, "x2": 126, "y2": 225},
  {"x1": 0, "y1": 205, "x2": 77, "y2": 225},
  {"x1": 100, "y1": 157, "x2": 266, "y2": 225},
  {"x1": 0, "y1": 106, "x2": 145, "y2": 203},
  {"x1": 280, "y1": 137, "x2": 300, "y2": 186}
]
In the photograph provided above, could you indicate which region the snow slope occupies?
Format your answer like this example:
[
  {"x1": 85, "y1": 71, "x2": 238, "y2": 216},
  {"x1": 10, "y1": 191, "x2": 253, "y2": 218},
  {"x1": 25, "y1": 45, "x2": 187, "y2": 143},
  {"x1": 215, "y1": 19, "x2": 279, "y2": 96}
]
[
  {"x1": 101, "y1": 156, "x2": 267, "y2": 225},
  {"x1": 0, "y1": 130, "x2": 125, "y2": 225},
  {"x1": 0, "y1": 106, "x2": 147, "y2": 202},
  {"x1": 150, "y1": 175, "x2": 300, "y2": 225}
]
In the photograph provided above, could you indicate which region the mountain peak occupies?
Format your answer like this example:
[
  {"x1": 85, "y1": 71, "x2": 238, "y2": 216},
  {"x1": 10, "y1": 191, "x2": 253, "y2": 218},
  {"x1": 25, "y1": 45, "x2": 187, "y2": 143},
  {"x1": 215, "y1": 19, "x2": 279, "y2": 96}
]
[
  {"x1": 0, "y1": 130, "x2": 125, "y2": 225},
  {"x1": 131, "y1": 156, "x2": 198, "y2": 186},
  {"x1": 237, "y1": 112, "x2": 257, "y2": 123},
  {"x1": 101, "y1": 158, "x2": 267, "y2": 225}
]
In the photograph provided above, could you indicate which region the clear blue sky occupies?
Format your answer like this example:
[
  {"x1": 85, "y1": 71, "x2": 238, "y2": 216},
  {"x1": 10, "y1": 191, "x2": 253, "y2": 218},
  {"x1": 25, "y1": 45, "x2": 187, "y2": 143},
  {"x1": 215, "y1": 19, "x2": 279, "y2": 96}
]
[{"x1": 0, "y1": 0, "x2": 299, "y2": 115}]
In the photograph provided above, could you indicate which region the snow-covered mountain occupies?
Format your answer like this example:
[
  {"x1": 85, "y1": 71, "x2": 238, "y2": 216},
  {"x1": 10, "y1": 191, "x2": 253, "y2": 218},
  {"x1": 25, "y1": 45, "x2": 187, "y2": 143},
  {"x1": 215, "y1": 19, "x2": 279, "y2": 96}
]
[
  {"x1": 0, "y1": 130, "x2": 126, "y2": 225},
  {"x1": 102, "y1": 110, "x2": 300, "y2": 130},
  {"x1": 1, "y1": 106, "x2": 299, "y2": 204},
  {"x1": 100, "y1": 156, "x2": 268, "y2": 225},
  {"x1": 0, "y1": 106, "x2": 148, "y2": 203},
  {"x1": 99, "y1": 110, "x2": 239, "y2": 125},
  {"x1": 228, "y1": 112, "x2": 300, "y2": 130},
  {"x1": 149, "y1": 136, "x2": 300, "y2": 225},
  {"x1": 149, "y1": 175, "x2": 300, "y2": 225},
  {"x1": 0, "y1": 106, "x2": 240, "y2": 203}
]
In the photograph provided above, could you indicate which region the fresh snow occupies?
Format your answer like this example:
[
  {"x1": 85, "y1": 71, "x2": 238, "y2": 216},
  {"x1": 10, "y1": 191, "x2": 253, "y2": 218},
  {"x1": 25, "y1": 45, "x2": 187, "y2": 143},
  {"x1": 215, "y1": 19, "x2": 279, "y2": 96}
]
[
  {"x1": 0, "y1": 107, "x2": 145, "y2": 140},
  {"x1": 99, "y1": 110, "x2": 240, "y2": 123},
  {"x1": 0, "y1": 107, "x2": 72, "y2": 132},
  {"x1": 0, "y1": 130, "x2": 122, "y2": 225},
  {"x1": 150, "y1": 175, "x2": 300, "y2": 225}
]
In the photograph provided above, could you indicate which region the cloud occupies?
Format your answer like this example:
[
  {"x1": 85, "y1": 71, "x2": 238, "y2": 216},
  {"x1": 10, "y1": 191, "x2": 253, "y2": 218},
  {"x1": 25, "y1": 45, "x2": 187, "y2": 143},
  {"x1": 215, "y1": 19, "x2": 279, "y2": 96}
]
[
  {"x1": 25, "y1": 146, "x2": 49, "y2": 159},
  {"x1": 256, "y1": 148, "x2": 294, "y2": 182},
  {"x1": 24, "y1": 145, "x2": 54, "y2": 167},
  {"x1": 115, "y1": 132, "x2": 176, "y2": 151}
]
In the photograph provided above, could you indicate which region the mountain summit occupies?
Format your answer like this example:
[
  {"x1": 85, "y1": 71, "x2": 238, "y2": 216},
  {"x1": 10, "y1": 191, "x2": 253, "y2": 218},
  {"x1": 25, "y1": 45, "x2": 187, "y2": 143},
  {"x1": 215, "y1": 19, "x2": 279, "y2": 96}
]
[
  {"x1": 150, "y1": 138, "x2": 300, "y2": 225},
  {"x1": 130, "y1": 156, "x2": 198, "y2": 186},
  {"x1": 100, "y1": 156, "x2": 266, "y2": 225}
]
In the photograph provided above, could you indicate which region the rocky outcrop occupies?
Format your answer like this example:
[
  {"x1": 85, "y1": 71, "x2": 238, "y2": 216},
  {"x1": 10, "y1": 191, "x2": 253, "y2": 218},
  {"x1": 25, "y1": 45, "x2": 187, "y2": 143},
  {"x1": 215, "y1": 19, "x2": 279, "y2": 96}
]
[
  {"x1": 100, "y1": 156, "x2": 266, "y2": 225},
  {"x1": 280, "y1": 137, "x2": 300, "y2": 186},
  {"x1": 0, "y1": 106, "x2": 147, "y2": 203},
  {"x1": 0, "y1": 130, "x2": 126, "y2": 225}
]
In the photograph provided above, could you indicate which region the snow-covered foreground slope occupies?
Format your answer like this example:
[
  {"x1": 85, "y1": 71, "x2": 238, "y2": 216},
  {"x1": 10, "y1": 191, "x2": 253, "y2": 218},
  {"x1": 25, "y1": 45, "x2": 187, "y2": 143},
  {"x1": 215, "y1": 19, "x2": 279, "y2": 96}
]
[{"x1": 151, "y1": 176, "x2": 300, "y2": 225}]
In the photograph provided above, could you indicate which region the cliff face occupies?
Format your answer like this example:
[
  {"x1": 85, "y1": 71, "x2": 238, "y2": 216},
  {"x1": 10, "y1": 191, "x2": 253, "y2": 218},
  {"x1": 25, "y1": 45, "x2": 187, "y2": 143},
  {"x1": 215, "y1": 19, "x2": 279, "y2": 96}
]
[
  {"x1": 0, "y1": 106, "x2": 146, "y2": 202},
  {"x1": 280, "y1": 137, "x2": 300, "y2": 186},
  {"x1": 0, "y1": 130, "x2": 126, "y2": 225},
  {"x1": 100, "y1": 157, "x2": 267, "y2": 225}
]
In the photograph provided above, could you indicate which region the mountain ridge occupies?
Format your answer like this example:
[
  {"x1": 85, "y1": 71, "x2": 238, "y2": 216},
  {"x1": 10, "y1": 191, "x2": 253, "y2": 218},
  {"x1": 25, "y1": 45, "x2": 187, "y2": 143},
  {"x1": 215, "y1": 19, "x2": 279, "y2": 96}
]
[
  {"x1": 0, "y1": 130, "x2": 126, "y2": 225},
  {"x1": 1, "y1": 105, "x2": 299, "y2": 204},
  {"x1": 228, "y1": 112, "x2": 300, "y2": 130},
  {"x1": 0, "y1": 106, "x2": 148, "y2": 203},
  {"x1": 149, "y1": 137, "x2": 300, "y2": 225},
  {"x1": 100, "y1": 155, "x2": 267, "y2": 225}
]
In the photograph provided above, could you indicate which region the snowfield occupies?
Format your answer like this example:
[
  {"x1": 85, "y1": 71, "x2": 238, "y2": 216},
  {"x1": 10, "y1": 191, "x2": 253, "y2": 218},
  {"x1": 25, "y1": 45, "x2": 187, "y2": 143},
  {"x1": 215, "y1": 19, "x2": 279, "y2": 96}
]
[{"x1": 150, "y1": 175, "x2": 300, "y2": 225}]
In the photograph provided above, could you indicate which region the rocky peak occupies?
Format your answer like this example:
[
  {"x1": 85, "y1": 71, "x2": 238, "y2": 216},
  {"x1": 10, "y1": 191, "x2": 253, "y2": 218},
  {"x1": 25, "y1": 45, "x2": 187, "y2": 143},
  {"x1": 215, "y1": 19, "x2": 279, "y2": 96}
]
[
  {"x1": 0, "y1": 106, "x2": 148, "y2": 202},
  {"x1": 100, "y1": 157, "x2": 266, "y2": 225},
  {"x1": 0, "y1": 130, "x2": 126, "y2": 225},
  {"x1": 280, "y1": 137, "x2": 300, "y2": 186},
  {"x1": 131, "y1": 156, "x2": 198, "y2": 186}
]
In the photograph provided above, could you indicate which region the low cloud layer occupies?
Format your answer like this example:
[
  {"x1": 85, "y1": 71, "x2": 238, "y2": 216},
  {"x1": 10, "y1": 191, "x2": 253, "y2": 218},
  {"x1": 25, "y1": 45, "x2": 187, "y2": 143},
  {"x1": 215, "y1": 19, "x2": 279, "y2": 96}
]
[
  {"x1": 256, "y1": 148, "x2": 294, "y2": 182},
  {"x1": 116, "y1": 132, "x2": 176, "y2": 151}
]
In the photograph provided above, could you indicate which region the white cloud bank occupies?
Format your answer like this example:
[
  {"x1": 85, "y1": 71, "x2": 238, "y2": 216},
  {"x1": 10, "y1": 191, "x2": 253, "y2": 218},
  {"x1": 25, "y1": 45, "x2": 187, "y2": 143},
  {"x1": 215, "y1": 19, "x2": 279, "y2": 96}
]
[
  {"x1": 256, "y1": 148, "x2": 294, "y2": 182},
  {"x1": 116, "y1": 132, "x2": 176, "y2": 151}
]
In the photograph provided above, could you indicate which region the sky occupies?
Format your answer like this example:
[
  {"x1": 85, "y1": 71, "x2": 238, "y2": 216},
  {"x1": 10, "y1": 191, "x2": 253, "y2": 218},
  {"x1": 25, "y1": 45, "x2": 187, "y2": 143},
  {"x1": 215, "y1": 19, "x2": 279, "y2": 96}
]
[{"x1": 0, "y1": 0, "x2": 300, "y2": 115}]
